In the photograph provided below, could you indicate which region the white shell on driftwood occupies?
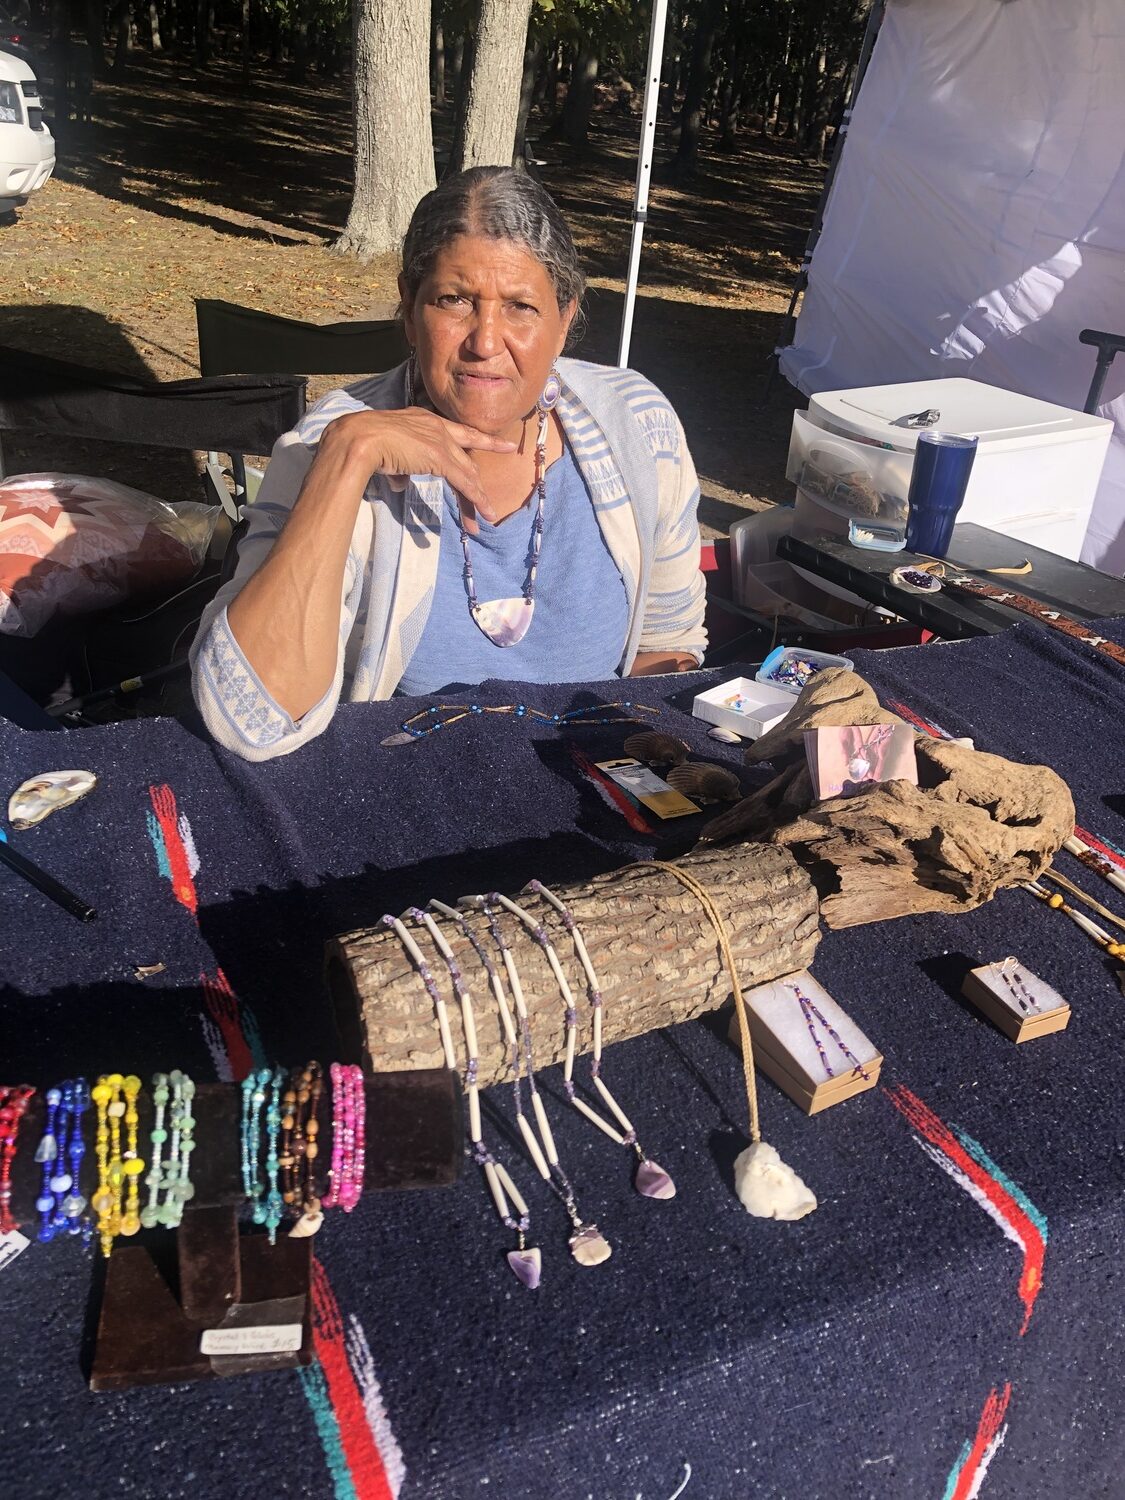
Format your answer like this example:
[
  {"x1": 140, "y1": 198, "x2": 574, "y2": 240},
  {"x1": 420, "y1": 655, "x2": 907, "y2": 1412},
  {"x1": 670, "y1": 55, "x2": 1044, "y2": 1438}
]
[{"x1": 733, "y1": 1141, "x2": 817, "y2": 1220}]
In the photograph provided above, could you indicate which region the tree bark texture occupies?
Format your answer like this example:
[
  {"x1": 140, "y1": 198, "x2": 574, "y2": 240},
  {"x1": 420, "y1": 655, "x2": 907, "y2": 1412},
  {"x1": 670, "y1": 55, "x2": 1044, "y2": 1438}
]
[
  {"x1": 335, "y1": 0, "x2": 436, "y2": 260},
  {"x1": 560, "y1": 43, "x2": 598, "y2": 147},
  {"x1": 449, "y1": 0, "x2": 532, "y2": 172},
  {"x1": 327, "y1": 844, "x2": 821, "y2": 1087},
  {"x1": 512, "y1": 33, "x2": 543, "y2": 167}
]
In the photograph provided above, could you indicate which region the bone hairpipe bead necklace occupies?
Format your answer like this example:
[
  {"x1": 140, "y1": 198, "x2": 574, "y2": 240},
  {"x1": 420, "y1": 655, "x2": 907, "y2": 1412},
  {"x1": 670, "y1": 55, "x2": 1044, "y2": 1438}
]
[
  {"x1": 383, "y1": 912, "x2": 539, "y2": 1287},
  {"x1": 468, "y1": 895, "x2": 612, "y2": 1268},
  {"x1": 520, "y1": 881, "x2": 676, "y2": 1200}
]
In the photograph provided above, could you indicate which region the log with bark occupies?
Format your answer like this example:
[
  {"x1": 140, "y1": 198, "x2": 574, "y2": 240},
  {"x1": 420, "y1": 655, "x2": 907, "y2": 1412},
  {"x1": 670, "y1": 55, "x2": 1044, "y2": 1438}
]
[
  {"x1": 326, "y1": 843, "x2": 820, "y2": 1085},
  {"x1": 699, "y1": 668, "x2": 1075, "y2": 929}
]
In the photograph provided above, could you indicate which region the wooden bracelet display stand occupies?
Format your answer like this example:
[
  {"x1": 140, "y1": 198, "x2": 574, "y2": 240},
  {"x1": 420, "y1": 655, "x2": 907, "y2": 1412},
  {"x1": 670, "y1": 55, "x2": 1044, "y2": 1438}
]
[
  {"x1": 326, "y1": 844, "x2": 822, "y2": 1084},
  {"x1": 9, "y1": 1069, "x2": 460, "y2": 1391}
]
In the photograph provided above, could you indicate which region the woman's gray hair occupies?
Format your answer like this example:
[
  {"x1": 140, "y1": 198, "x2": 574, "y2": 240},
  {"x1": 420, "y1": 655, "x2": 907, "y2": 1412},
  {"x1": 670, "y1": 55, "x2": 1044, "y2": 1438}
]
[{"x1": 401, "y1": 167, "x2": 587, "y2": 345}]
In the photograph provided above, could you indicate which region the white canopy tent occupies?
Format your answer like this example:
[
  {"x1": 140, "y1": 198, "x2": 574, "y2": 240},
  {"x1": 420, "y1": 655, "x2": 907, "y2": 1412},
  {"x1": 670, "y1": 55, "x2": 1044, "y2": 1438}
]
[{"x1": 776, "y1": 0, "x2": 1125, "y2": 573}]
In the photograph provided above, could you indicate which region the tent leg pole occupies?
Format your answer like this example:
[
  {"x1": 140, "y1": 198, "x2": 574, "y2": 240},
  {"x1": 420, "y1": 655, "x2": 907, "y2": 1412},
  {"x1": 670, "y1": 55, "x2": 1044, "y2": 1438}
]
[{"x1": 617, "y1": 0, "x2": 669, "y2": 369}]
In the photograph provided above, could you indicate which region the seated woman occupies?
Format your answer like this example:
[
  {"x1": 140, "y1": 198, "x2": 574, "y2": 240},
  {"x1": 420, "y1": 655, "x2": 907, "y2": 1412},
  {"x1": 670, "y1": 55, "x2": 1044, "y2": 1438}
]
[{"x1": 191, "y1": 166, "x2": 707, "y2": 761}]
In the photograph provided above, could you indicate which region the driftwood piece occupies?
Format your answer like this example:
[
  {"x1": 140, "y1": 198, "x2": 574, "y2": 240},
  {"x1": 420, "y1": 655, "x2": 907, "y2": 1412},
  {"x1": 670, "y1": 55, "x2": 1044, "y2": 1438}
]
[
  {"x1": 326, "y1": 844, "x2": 820, "y2": 1087},
  {"x1": 701, "y1": 669, "x2": 1074, "y2": 929}
]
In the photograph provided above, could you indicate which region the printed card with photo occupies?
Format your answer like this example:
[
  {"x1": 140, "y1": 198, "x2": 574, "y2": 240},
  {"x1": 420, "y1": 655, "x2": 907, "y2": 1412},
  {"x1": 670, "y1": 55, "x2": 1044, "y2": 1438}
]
[{"x1": 803, "y1": 723, "x2": 918, "y2": 801}]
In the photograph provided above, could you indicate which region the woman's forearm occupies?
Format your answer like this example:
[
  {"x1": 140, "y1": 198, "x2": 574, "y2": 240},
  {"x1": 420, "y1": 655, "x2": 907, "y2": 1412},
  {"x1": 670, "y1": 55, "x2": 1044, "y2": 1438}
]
[
  {"x1": 226, "y1": 445, "x2": 371, "y2": 721},
  {"x1": 629, "y1": 651, "x2": 699, "y2": 677}
]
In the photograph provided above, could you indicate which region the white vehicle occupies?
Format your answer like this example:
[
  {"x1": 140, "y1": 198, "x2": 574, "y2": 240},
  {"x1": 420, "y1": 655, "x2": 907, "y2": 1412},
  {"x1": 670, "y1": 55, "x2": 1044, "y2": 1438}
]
[{"x1": 0, "y1": 47, "x2": 53, "y2": 209}]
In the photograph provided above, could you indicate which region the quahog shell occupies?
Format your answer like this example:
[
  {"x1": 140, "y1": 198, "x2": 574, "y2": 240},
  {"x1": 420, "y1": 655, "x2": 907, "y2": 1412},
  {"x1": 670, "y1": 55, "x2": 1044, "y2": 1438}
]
[{"x1": 9, "y1": 769, "x2": 97, "y2": 829}]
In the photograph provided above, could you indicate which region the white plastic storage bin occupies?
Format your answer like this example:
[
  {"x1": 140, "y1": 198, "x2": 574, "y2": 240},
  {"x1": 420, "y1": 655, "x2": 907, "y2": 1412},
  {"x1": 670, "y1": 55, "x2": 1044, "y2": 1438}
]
[{"x1": 802, "y1": 377, "x2": 1112, "y2": 562}]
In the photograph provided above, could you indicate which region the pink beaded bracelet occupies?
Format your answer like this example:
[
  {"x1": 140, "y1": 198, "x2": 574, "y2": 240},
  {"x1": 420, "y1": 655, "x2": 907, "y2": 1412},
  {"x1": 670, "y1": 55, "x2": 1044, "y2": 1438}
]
[{"x1": 323, "y1": 1064, "x2": 365, "y2": 1212}]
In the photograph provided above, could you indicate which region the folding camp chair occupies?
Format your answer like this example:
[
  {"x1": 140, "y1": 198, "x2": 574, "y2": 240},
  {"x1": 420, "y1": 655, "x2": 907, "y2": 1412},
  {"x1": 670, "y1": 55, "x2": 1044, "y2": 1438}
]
[
  {"x1": 0, "y1": 345, "x2": 307, "y2": 717},
  {"x1": 194, "y1": 298, "x2": 409, "y2": 511},
  {"x1": 1079, "y1": 328, "x2": 1125, "y2": 414}
]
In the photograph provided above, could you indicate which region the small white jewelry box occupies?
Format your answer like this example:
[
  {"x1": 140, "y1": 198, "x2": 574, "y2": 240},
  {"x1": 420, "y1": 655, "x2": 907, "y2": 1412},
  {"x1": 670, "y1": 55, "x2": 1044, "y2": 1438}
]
[
  {"x1": 728, "y1": 969, "x2": 882, "y2": 1114},
  {"x1": 692, "y1": 676, "x2": 794, "y2": 740},
  {"x1": 961, "y1": 958, "x2": 1070, "y2": 1043}
]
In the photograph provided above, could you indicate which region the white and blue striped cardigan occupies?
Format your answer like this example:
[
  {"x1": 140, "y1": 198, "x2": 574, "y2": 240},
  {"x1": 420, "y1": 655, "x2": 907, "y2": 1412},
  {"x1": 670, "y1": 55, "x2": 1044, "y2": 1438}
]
[{"x1": 190, "y1": 356, "x2": 707, "y2": 761}]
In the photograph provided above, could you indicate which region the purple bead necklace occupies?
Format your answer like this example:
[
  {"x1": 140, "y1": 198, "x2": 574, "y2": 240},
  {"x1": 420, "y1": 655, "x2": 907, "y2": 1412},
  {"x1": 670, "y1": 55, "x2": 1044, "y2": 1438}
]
[
  {"x1": 517, "y1": 882, "x2": 676, "y2": 1202},
  {"x1": 786, "y1": 981, "x2": 871, "y2": 1081}
]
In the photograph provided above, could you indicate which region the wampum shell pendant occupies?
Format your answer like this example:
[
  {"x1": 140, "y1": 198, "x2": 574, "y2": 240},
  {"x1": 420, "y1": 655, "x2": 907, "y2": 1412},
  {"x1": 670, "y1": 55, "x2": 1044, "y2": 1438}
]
[
  {"x1": 471, "y1": 596, "x2": 534, "y2": 647},
  {"x1": 569, "y1": 1223, "x2": 613, "y2": 1267}
]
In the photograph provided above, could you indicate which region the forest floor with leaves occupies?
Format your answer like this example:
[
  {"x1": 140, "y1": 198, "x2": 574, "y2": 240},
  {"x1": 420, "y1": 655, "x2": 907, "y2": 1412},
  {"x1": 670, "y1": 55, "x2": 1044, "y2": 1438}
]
[{"x1": 0, "y1": 50, "x2": 819, "y2": 535}]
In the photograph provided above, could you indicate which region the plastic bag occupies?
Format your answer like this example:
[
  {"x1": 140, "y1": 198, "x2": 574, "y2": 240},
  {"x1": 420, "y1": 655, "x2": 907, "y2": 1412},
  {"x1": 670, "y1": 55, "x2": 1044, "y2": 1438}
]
[{"x1": 0, "y1": 472, "x2": 219, "y2": 638}]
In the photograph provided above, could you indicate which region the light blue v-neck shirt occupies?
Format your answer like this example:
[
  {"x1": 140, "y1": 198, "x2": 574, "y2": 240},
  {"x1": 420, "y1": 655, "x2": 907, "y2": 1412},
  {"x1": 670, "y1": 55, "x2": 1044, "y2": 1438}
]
[{"x1": 397, "y1": 442, "x2": 629, "y2": 695}]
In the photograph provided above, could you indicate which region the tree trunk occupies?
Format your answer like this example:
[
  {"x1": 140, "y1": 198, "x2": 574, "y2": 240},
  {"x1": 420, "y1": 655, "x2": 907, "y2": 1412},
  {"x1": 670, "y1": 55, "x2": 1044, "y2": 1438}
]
[
  {"x1": 335, "y1": 0, "x2": 436, "y2": 260},
  {"x1": 674, "y1": 0, "x2": 721, "y2": 180},
  {"x1": 431, "y1": 15, "x2": 444, "y2": 104},
  {"x1": 448, "y1": 0, "x2": 532, "y2": 172},
  {"x1": 240, "y1": 0, "x2": 249, "y2": 84},
  {"x1": 49, "y1": 0, "x2": 69, "y2": 127},
  {"x1": 560, "y1": 42, "x2": 598, "y2": 147},
  {"x1": 446, "y1": 27, "x2": 474, "y2": 176},
  {"x1": 512, "y1": 31, "x2": 543, "y2": 168},
  {"x1": 112, "y1": 0, "x2": 133, "y2": 73},
  {"x1": 83, "y1": 0, "x2": 105, "y2": 76},
  {"x1": 327, "y1": 845, "x2": 821, "y2": 1085},
  {"x1": 194, "y1": 0, "x2": 210, "y2": 66}
]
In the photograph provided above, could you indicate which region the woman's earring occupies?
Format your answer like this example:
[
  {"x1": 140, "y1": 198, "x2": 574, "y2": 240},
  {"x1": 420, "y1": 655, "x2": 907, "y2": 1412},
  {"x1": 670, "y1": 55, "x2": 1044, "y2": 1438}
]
[
  {"x1": 537, "y1": 368, "x2": 562, "y2": 414},
  {"x1": 405, "y1": 348, "x2": 418, "y2": 407}
]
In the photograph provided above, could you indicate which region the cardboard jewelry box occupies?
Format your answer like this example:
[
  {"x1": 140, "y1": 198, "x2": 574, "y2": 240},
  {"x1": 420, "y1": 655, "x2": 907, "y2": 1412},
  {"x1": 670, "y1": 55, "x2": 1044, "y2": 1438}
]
[
  {"x1": 692, "y1": 676, "x2": 795, "y2": 740},
  {"x1": 961, "y1": 960, "x2": 1070, "y2": 1043},
  {"x1": 728, "y1": 969, "x2": 882, "y2": 1114}
]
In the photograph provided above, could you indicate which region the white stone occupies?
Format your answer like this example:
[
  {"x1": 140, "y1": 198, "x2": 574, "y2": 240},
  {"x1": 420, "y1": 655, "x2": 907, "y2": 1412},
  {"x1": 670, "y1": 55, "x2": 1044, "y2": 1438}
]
[{"x1": 733, "y1": 1141, "x2": 817, "y2": 1220}]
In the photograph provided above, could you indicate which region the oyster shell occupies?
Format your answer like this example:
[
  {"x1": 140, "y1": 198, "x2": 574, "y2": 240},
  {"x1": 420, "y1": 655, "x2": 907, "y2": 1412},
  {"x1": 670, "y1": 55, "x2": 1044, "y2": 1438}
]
[{"x1": 9, "y1": 770, "x2": 97, "y2": 830}]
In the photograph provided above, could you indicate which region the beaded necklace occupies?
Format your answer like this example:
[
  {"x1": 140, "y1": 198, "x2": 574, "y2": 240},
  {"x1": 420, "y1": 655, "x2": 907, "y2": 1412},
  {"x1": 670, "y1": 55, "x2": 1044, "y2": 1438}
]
[
  {"x1": 381, "y1": 699, "x2": 659, "y2": 747},
  {"x1": 473, "y1": 895, "x2": 612, "y2": 1268},
  {"x1": 458, "y1": 403, "x2": 549, "y2": 648},
  {"x1": 785, "y1": 981, "x2": 872, "y2": 1082},
  {"x1": 524, "y1": 881, "x2": 676, "y2": 1200},
  {"x1": 418, "y1": 905, "x2": 542, "y2": 1289},
  {"x1": 0, "y1": 1084, "x2": 34, "y2": 1235},
  {"x1": 383, "y1": 911, "x2": 541, "y2": 1286}
]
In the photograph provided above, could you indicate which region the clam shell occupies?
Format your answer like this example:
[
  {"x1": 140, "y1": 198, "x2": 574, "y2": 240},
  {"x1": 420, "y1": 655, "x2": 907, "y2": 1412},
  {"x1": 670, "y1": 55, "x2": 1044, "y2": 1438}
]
[
  {"x1": 666, "y1": 763, "x2": 742, "y2": 802},
  {"x1": 708, "y1": 726, "x2": 742, "y2": 744},
  {"x1": 622, "y1": 731, "x2": 689, "y2": 766},
  {"x1": 9, "y1": 770, "x2": 97, "y2": 829},
  {"x1": 569, "y1": 1223, "x2": 613, "y2": 1267}
]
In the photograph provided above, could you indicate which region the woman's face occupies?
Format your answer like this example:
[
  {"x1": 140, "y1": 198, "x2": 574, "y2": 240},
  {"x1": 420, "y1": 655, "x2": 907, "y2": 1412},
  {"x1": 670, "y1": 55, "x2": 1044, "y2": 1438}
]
[{"x1": 401, "y1": 233, "x2": 575, "y2": 436}]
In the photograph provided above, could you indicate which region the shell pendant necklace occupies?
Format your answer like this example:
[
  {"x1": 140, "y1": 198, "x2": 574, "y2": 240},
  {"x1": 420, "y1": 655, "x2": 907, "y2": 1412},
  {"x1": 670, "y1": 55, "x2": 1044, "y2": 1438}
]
[{"x1": 459, "y1": 377, "x2": 558, "y2": 648}]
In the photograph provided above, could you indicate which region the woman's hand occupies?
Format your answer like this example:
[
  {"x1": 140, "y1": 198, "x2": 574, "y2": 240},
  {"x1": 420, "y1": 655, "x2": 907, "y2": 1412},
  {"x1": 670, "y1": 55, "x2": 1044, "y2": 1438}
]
[{"x1": 318, "y1": 406, "x2": 517, "y2": 522}]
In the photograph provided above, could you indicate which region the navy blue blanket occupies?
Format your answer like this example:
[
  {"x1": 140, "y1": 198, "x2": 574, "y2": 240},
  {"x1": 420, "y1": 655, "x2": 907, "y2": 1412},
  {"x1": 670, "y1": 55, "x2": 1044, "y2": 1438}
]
[{"x1": 2, "y1": 621, "x2": 1124, "y2": 1500}]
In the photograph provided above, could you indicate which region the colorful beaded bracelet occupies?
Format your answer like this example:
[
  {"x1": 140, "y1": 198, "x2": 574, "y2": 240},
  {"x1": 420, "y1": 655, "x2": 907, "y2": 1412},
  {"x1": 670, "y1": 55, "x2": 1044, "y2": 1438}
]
[{"x1": 0, "y1": 1084, "x2": 36, "y2": 1234}]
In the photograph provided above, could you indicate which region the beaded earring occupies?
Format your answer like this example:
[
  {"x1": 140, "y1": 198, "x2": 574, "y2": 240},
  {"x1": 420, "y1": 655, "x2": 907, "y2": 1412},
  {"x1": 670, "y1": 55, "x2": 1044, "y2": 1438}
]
[{"x1": 538, "y1": 367, "x2": 562, "y2": 413}]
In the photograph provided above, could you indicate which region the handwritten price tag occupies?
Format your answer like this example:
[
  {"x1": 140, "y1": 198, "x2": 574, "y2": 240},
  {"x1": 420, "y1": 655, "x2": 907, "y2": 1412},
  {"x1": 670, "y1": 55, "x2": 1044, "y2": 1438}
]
[
  {"x1": 0, "y1": 1229, "x2": 30, "y2": 1273},
  {"x1": 200, "y1": 1324, "x2": 303, "y2": 1356}
]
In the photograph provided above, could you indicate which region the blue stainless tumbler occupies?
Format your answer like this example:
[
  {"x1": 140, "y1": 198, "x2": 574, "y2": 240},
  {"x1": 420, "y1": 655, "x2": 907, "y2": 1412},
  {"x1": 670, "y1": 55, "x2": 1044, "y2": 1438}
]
[{"x1": 904, "y1": 431, "x2": 978, "y2": 558}]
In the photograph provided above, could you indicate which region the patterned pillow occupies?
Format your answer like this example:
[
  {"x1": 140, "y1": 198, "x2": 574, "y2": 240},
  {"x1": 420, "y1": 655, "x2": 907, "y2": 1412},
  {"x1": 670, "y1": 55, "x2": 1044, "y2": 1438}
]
[{"x1": 0, "y1": 473, "x2": 205, "y2": 638}]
